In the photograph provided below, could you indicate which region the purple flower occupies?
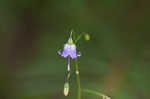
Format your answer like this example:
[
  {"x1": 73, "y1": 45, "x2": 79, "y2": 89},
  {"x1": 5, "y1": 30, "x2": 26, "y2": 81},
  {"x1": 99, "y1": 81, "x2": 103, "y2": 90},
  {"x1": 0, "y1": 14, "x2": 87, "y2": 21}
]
[
  {"x1": 58, "y1": 44, "x2": 81, "y2": 59},
  {"x1": 57, "y1": 31, "x2": 81, "y2": 73}
]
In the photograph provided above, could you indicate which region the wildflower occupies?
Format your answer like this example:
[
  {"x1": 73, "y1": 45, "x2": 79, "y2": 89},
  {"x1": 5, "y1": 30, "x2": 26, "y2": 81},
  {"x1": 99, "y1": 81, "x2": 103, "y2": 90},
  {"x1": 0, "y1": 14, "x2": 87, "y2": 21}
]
[
  {"x1": 57, "y1": 30, "x2": 82, "y2": 96},
  {"x1": 58, "y1": 33, "x2": 81, "y2": 59},
  {"x1": 58, "y1": 32, "x2": 81, "y2": 71}
]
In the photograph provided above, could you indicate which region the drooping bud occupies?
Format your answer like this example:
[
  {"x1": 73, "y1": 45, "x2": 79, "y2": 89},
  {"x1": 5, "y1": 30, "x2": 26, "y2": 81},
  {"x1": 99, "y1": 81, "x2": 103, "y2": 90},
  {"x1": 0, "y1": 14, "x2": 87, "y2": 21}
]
[{"x1": 64, "y1": 82, "x2": 69, "y2": 96}]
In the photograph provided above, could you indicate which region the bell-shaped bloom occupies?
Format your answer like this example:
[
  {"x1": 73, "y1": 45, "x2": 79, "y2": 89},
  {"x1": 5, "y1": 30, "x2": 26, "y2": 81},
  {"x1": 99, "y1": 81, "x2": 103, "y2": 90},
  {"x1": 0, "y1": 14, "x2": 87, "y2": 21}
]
[
  {"x1": 58, "y1": 31, "x2": 81, "y2": 59},
  {"x1": 58, "y1": 44, "x2": 81, "y2": 59}
]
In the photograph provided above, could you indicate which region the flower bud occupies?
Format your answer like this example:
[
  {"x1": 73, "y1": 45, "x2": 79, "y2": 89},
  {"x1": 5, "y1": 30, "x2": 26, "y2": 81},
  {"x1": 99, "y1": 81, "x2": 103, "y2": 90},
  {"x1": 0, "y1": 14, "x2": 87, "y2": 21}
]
[
  {"x1": 68, "y1": 30, "x2": 74, "y2": 44},
  {"x1": 64, "y1": 82, "x2": 69, "y2": 96},
  {"x1": 84, "y1": 33, "x2": 90, "y2": 41}
]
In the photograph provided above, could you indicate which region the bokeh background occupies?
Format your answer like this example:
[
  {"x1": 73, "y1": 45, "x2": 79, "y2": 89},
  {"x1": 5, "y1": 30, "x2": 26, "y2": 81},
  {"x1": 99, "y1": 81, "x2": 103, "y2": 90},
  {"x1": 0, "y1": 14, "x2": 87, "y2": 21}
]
[{"x1": 1, "y1": 0, "x2": 150, "y2": 99}]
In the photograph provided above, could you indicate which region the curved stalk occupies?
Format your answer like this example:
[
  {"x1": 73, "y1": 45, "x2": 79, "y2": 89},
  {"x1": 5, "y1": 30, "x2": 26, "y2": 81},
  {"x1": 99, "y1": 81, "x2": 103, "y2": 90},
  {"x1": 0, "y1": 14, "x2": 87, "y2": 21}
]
[{"x1": 75, "y1": 33, "x2": 84, "y2": 44}]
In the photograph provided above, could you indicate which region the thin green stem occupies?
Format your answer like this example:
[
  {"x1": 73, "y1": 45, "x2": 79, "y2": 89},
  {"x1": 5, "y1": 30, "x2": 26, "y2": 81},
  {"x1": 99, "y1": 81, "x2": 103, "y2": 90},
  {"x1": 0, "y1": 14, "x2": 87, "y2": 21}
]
[
  {"x1": 75, "y1": 59, "x2": 81, "y2": 99},
  {"x1": 75, "y1": 32, "x2": 84, "y2": 44}
]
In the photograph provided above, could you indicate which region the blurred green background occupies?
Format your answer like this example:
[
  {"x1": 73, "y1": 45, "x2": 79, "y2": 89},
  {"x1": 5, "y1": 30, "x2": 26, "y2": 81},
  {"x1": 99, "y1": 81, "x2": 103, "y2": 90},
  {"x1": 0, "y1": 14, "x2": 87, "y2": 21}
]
[{"x1": 1, "y1": 0, "x2": 150, "y2": 99}]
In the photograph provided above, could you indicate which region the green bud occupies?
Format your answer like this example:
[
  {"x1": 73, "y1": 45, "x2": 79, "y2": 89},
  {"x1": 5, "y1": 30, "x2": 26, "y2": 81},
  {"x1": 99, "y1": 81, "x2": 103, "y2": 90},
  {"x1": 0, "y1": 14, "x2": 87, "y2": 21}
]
[
  {"x1": 68, "y1": 38, "x2": 73, "y2": 44},
  {"x1": 68, "y1": 30, "x2": 74, "y2": 44},
  {"x1": 64, "y1": 82, "x2": 69, "y2": 96},
  {"x1": 84, "y1": 33, "x2": 90, "y2": 41}
]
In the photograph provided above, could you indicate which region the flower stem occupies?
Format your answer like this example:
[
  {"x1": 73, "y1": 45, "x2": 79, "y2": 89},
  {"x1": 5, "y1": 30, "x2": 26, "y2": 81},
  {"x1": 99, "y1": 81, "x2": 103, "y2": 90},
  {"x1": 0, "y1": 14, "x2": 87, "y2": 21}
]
[
  {"x1": 75, "y1": 59, "x2": 81, "y2": 99},
  {"x1": 75, "y1": 33, "x2": 84, "y2": 44}
]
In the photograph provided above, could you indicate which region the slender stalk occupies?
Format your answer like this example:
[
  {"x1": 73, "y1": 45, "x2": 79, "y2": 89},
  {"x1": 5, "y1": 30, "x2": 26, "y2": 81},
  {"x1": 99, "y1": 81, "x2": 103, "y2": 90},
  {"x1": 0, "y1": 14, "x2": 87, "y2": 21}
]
[
  {"x1": 75, "y1": 59, "x2": 81, "y2": 99},
  {"x1": 75, "y1": 33, "x2": 84, "y2": 44},
  {"x1": 66, "y1": 56, "x2": 71, "y2": 82}
]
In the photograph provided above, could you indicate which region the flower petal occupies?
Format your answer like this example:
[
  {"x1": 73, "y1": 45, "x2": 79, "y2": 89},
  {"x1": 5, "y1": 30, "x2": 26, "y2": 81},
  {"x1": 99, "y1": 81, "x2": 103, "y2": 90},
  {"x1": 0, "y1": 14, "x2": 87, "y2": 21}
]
[
  {"x1": 61, "y1": 51, "x2": 69, "y2": 58},
  {"x1": 57, "y1": 50, "x2": 62, "y2": 55},
  {"x1": 77, "y1": 52, "x2": 81, "y2": 57},
  {"x1": 70, "y1": 53, "x2": 77, "y2": 59}
]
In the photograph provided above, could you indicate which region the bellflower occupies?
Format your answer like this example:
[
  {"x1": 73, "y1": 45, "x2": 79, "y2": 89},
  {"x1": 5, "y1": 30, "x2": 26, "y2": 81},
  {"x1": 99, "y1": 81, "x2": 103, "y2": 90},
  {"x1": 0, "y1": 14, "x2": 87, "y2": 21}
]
[
  {"x1": 57, "y1": 31, "x2": 81, "y2": 96},
  {"x1": 58, "y1": 37, "x2": 81, "y2": 59},
  {"x1": 58, "y1": 32, "x2": 81, "y2": 72}
]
